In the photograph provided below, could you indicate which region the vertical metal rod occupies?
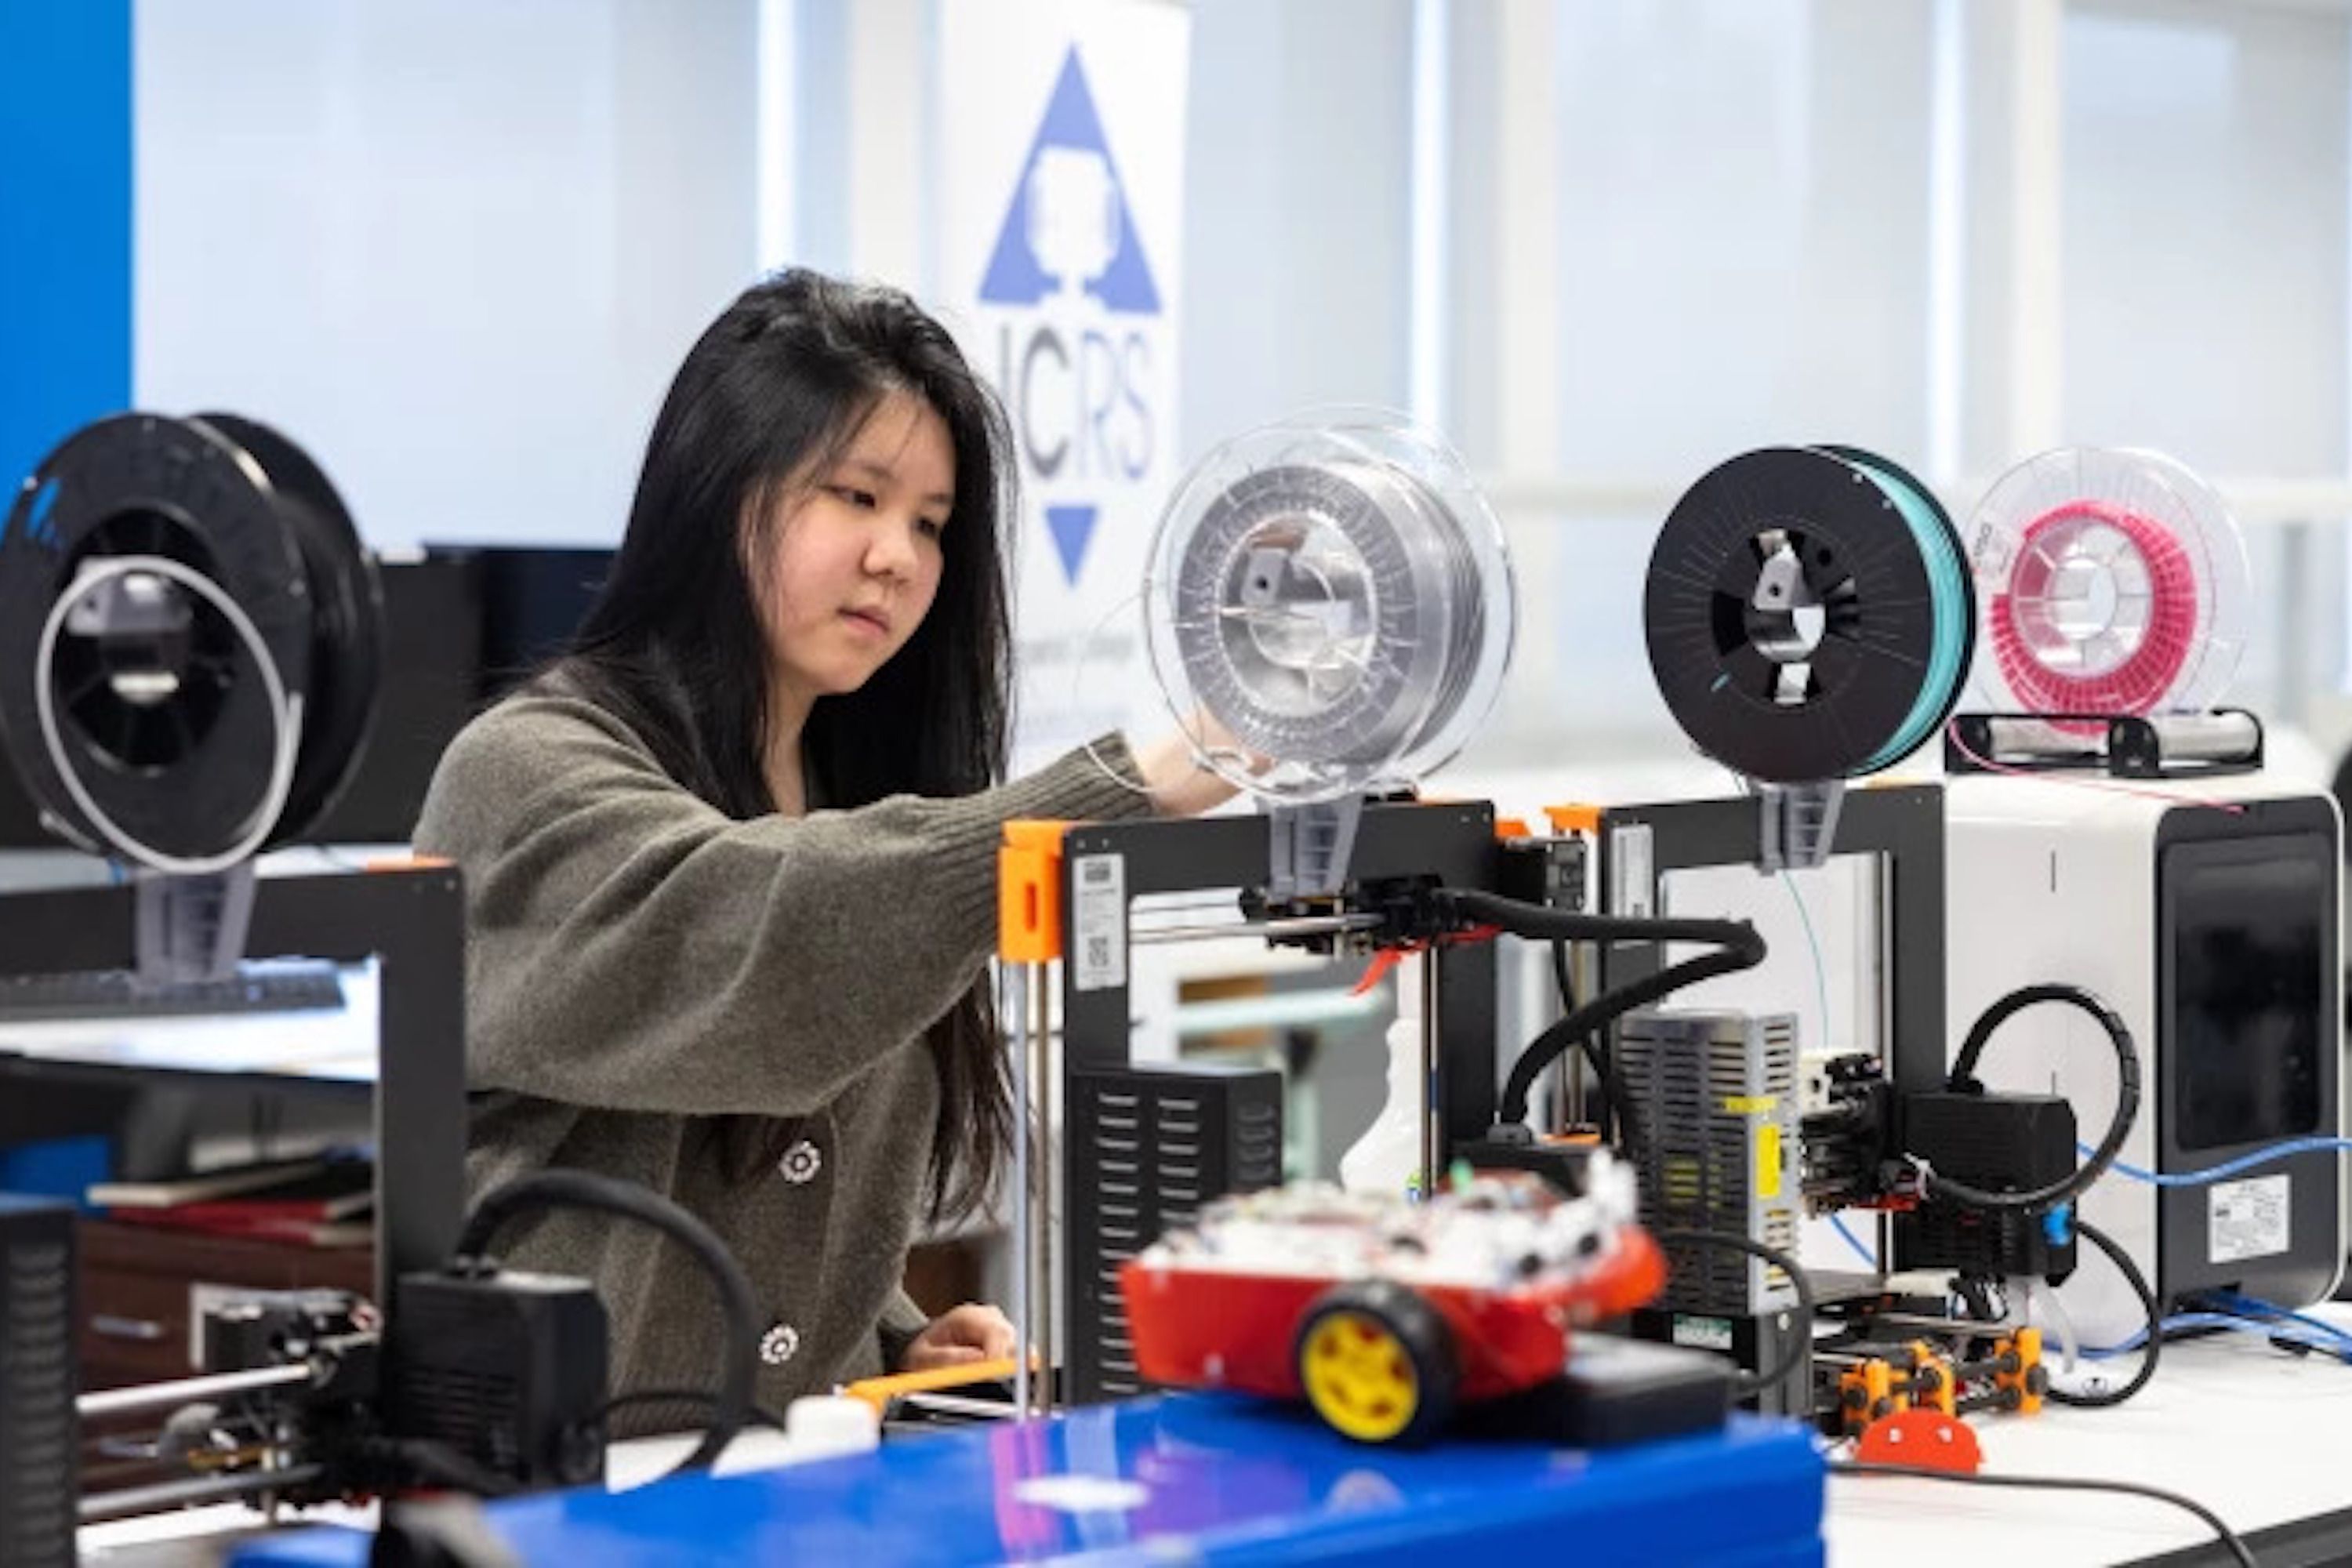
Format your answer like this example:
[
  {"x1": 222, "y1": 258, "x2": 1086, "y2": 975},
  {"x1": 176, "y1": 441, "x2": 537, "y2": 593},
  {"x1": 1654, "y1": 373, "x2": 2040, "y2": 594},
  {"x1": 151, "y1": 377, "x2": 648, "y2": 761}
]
[
  {"x1": 1005, "y1": 961, "x2": 1031, "y2": 1420},
  {"x1": 1555, "y1": 942, "x2": 1582, "y2": 1131},
  {"x1": 1028, "y1": 958, "x2": 1054, "y2": 1415},
  {"x1": 1571, "y1": 939, "x2": 1595, "y2": 1128},
  {"x1": 1418, "y1": 946, "x2": 1440, "y2": 1198}
]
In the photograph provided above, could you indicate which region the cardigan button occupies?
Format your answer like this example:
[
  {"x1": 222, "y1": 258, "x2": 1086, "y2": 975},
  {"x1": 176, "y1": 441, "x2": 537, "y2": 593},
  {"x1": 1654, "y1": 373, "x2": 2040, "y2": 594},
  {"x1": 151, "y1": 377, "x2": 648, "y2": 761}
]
[
  {"x1": 760, "y1": 1321, "x2": 800, "y2": 1366},
  {"x1": 779, "y1": 1138, "x2": 823, "y2": 1185}
]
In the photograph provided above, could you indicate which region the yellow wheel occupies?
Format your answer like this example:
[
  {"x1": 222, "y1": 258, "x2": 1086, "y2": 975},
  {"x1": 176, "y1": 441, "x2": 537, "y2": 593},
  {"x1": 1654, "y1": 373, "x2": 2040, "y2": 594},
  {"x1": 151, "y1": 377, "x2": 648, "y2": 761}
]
[{"x1": 1294, "y1": 1281, "x2": 1457, "y2": 1445}]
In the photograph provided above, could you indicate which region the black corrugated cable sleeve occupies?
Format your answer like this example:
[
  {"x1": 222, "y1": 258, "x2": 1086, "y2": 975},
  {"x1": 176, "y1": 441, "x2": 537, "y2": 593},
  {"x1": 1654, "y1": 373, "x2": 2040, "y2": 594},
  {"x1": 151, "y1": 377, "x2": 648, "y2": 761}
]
[
  {"x1": 1430, "y1": 888, "x2": 1767, "y2": 1127},
  {"x1": 1925, "y1": 982, "x2": 2139, "y2": 1214}
]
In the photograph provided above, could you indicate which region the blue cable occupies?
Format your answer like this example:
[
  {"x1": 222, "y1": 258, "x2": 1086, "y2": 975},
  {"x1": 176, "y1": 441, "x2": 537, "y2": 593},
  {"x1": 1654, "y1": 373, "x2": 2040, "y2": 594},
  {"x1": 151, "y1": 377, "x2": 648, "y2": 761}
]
[
  {"x1": 2084, "y1": 1134, "x2": 2352, "y2": 1187},
  {"x1": 2190, "y1": 1289, "x2": 2352, "y2": 1352},
  {"x1": 2086, "y1": 1309, "x2": 2352, "y2": 1363},
  {"x1": 1828, "y1": 1211, "x2": 1875, "y2": 1267},
  {"x1": 2083, "y1": 1312, "x2": 2269, "y2": 1359}
]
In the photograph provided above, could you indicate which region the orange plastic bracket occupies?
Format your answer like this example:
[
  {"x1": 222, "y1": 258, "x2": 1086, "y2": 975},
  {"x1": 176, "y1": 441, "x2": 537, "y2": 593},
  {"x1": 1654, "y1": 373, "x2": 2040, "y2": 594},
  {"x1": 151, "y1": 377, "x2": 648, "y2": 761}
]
[
  {"x1": 1541, "y1": 803, "x2": 1602, "y2": 837},
  {"x1": 1907, "y1": 1340, "x2": 1956, "y2": 1416},
  {"x1": 1838, "y1": 1358, "x2": 1900, "y2": 1436},
  {"x1": 1855, "y1": 1406, "x2": 1983, "y2": 1474},
  {"x1": 1995, "y1": 1326, "x2": 2045, "y2": 1416},
  {"x1": 998, "y1": 821, "x2": 1068, "y2": 964}
]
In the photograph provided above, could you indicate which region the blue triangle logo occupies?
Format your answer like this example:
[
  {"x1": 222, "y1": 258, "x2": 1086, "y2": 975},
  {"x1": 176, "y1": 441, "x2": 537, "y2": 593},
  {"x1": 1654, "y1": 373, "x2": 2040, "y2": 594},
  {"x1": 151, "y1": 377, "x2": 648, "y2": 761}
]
[
  {"x1": 978, "y1": 49, "x2": 1161, "y2": 314},
  {"x1": 1044, "y1": 504, "x2": 1098, "y2": 586}
]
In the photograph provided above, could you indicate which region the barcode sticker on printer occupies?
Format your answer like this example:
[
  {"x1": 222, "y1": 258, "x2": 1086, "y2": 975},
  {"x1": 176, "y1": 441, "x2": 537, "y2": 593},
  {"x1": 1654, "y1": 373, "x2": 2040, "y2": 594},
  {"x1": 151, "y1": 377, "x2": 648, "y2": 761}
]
[
  {"x1": 1073, "y1": 853, "x2": 1127, "y2": 993},
  {"x1": 2209, "y1": 1174, "x2": 2290, "y2": 1264}
]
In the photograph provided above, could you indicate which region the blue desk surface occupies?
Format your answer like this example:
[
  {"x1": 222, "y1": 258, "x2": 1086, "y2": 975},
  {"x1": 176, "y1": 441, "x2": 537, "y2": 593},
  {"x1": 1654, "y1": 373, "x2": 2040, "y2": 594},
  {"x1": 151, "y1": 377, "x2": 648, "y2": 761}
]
[{"x1": 234, "y1": 1396, "x2": 1824, "y2": 1567}]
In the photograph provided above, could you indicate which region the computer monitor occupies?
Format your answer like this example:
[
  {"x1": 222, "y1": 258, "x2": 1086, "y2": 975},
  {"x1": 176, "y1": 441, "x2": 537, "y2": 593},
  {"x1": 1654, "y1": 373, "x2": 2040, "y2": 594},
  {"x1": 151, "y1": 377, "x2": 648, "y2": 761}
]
[
  {"x1": 310, "y1": 544, "x2": 610, "y2": 843},
  {"x1": 461, "y1": 544, "x2": 612, "y2": 699},
  {"x1": 304, "y1": 552, "x2": 483, "y2": 845}
]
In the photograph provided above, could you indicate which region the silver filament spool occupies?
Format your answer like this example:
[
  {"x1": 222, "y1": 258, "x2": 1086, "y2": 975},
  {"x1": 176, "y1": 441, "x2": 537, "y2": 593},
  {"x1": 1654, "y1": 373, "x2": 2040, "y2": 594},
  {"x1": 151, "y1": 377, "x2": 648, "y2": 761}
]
[{"x1": 1143, "y1": 413, "x2": 1513, "y2": 807}]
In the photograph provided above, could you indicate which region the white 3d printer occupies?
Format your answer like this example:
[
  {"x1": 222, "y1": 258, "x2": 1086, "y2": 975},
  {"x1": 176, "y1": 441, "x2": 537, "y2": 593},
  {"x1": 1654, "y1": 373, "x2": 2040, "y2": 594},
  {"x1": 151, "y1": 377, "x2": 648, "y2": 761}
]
[{"x1": 1944, "y1": 449, "x2": 2343, "y2": 1345}]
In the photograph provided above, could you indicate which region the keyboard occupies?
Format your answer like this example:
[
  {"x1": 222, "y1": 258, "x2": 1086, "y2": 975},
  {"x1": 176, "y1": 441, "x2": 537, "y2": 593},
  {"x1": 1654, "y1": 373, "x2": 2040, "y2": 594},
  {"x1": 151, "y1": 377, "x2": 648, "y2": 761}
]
[{"x1": 0, "y1": 964, "x2": 347, "y2": 1025}]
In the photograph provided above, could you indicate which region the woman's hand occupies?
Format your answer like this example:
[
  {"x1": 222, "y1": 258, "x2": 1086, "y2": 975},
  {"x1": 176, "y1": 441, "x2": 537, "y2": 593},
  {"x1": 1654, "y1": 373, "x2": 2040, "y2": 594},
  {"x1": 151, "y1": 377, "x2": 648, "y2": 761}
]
[
  {"x1": 898, "y1": 1301, "x2": 1017, "y2": 1371},
  {"x1": 1131, "y1": 709, "x2": 1265, "y2": 817}
]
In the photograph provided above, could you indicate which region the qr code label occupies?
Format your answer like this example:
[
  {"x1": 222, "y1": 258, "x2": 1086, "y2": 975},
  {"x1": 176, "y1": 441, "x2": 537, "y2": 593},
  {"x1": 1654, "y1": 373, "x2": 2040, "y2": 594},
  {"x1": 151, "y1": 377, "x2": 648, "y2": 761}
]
[
  {"x1": 1073, "y1": 853, "x2": 1126, "y2": 992},
  {"x1": 2209, "y1": 1174, "x2": 2291, "y2": 1264}
]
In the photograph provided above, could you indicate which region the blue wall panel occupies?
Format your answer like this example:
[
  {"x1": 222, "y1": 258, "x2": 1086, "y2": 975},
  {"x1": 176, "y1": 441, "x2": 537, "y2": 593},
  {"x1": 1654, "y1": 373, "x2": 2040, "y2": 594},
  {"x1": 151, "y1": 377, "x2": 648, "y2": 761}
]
[{"x1": 0, "y1": 0, "x2": 132, "y2": 500}]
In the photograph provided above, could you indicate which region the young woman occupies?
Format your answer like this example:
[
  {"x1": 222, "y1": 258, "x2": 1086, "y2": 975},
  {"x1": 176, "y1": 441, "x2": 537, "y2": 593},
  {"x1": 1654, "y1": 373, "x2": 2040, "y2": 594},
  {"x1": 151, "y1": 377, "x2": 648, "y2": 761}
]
[{"x1": 413, "y1": 269, "x2": 1231, "y2": 1417}]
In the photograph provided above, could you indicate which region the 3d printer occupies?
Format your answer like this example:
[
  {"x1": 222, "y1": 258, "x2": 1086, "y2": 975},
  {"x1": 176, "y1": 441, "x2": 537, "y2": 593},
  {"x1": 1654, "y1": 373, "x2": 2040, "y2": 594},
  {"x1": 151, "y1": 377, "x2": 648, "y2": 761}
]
[
  {"x1": 1938, "y1": 449, "x2": 2343, "y2": 1344},
  {"x1": 0, "y1": 413, "x2": 761, "y2": 1564},
  {"x1": 998, "y1": 418, "x2": 1799, "y2": 1432}
]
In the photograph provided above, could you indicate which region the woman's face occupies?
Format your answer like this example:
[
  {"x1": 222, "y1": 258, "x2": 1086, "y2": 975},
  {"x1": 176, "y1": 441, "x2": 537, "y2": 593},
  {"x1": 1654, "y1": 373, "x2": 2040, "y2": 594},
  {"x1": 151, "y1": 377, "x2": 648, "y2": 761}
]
[{"x1": 753, "y1": 389, "x2": 955, "y2": 714}]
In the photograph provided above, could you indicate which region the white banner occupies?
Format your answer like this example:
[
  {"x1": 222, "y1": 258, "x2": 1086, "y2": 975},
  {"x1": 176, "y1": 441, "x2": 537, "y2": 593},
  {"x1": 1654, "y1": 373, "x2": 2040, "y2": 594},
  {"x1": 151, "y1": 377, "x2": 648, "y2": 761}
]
[{"x1": 937, "y1": 0, "x2": 1190, "y2": 772}]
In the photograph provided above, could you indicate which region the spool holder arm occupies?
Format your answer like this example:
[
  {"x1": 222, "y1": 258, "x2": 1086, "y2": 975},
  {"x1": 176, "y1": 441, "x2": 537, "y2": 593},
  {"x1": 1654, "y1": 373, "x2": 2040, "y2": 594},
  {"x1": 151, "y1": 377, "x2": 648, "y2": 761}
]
[
  {"x1": 1264, "y1": 795, "x2": 1369, "y2": 903},
  {"x1": 1756, "y1": 779, "x2": 1847, "y2": 875},
  {"x1": 134, "y1": 866, "x2": 260, "y2": 985}
]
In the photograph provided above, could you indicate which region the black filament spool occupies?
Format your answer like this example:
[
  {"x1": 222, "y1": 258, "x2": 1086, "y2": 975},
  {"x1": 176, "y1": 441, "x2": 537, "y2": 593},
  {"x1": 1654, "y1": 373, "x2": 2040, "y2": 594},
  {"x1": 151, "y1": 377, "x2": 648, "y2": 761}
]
[
  {"x1": 0, "y1": 412, "x2": 383, "y2": 866},
  {"x1": 1642, "y1": 445, "x2": 1973, "y2": 783}
]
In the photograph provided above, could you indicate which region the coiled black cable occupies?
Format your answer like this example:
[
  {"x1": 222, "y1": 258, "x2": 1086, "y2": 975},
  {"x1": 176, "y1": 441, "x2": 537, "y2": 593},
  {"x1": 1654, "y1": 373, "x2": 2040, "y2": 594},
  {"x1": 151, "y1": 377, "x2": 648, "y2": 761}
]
[
  {"x1": 1924, "y1": 982, "x2": 2138, "y2": 1214},
  {"x1": 456, "y1": 1169, "x2": 761, "y2": 1478}
]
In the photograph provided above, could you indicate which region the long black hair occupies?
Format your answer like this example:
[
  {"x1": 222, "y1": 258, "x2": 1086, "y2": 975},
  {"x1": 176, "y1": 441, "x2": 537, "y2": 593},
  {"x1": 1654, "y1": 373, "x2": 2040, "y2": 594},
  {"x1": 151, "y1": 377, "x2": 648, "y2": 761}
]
[{"x1": 558, "y1": 268, "x2": 1014, "y2": 1220}]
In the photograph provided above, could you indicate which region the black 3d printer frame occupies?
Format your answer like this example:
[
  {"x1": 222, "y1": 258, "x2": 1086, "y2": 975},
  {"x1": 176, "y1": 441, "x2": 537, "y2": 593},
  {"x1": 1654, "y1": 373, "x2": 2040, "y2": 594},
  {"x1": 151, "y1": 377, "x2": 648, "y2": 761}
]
[
  {"x1": 0, "y1": 866, "x2": 467, "y2": 1313},
  {"x1": 1058, "y1": 799, "x2": 1503, "y2": 1119}
]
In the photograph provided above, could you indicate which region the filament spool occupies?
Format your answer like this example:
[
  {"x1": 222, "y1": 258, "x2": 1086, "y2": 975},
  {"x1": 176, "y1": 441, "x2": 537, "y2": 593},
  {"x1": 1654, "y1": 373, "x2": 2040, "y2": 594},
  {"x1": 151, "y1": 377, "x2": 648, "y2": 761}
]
[
  {"x1": 0, "y1": 413, "x2": 383, "y2": 872},
  {"x1": 1142, "y1": 413, "x2": 1515, "y2": 805},
  {"x1": 1966, "y1": 448, "x2": 2248, "y2": 735},
  {"x1": 1643, "y1": 445, "x2": 1974, "y2": 783}
]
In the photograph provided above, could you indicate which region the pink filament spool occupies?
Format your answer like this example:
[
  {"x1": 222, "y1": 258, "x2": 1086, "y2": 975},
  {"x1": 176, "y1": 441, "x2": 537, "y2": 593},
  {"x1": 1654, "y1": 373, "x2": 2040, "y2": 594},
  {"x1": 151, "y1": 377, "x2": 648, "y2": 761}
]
[{"x1": 1985, "y1": 498, "x2": 2200, "y2": 735}]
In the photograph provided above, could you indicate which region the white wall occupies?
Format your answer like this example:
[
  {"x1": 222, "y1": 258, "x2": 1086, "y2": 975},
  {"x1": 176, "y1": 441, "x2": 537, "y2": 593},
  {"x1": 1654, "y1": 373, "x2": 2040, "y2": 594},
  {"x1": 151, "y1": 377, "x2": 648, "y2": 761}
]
[
  {"x1": 1442, "y1": 0, "x2": 1942, "y2": 768},
  {"x1": 1548, "y1": 0, "x2": 1936, "y2": 481},
  {"x1": 2060, "y1": 1, "x2": 2347, "y2": 477},
  {"x1": 1178, "y1": 0, "x2": 1417, "y2": 462},
  {"x1": 135, "y1": 0, "x2": 761, "y2": 552}
]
